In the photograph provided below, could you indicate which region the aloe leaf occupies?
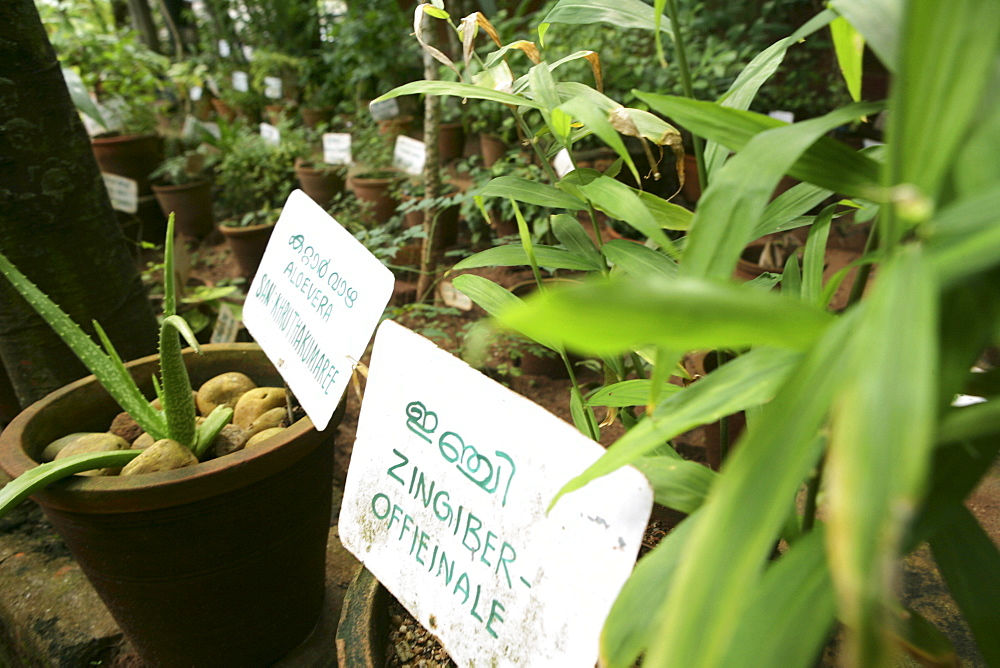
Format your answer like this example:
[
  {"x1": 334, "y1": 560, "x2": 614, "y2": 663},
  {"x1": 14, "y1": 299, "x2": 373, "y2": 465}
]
[
  {"x1": 0, "y1": 450, "x2": 142, "y2": 520},
  {"x1": 193, "y1": 404, "x2": 235, "y2": 460},
  {"x1": 159, "y1": 315, "x2": 199, "y2": 449},
  {"x1": 93, "y1": 321, "x2": 167, "y2": 439}
]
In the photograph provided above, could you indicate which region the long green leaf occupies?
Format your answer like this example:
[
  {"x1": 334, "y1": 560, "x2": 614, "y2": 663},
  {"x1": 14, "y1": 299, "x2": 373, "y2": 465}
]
[
  {"x1": 829, "y1": 0, "x2": 902, "y2": 73},
  {"x1": 722, "y1": 529, "x2": 836, "y2": 666},
  {"x1": 566, "y1": 174, "x2": 675, "y2": 249},
  {"x1": 601, "y1": 239, "x2": 677, "y2": 279},
  {"x1": 753, "y1": 181, "x2": 834, "y2": 240},
  {"x1": 928, "y1": 504, "x2": 1000, "y2": 666},
  {"x1": 631, "y1": 455, "x2": 715, "y2": 514},
  {"x1": 550, "y1": 214, "x2": 605, "y2": 271},
  {"x1": 551, "y1": 346, "x2": 800, "y2": 506},
  {"x1": 452, "y1": 244, "x2": 599, "y2": 272},
  {"x1": 374, "y1": 80, "x2": 541, "y2": 110},
  {"x1": 643, "y1": 311, "x2": 855, "y2": 667},
  {"x1": 585, "y1": 379, "x2": 680, "y2": 407},
  {"x1": 825, "y1": 246, "x2": 937, "y2": 666},
  {"x1": 926, "y1": 185, "x2": 1000, "y2": 287},
  {"x1": 452, "y1": 274, "x2": 559, "y2": 353},
  {"x1": 61, "y1": 68, "x2": 108, "y2": 129},
  {"x1": 676, "y1": 102, "x2": 881, "y2": 280},
  {"x1": 830, "y1": 16, "x2": 865, "y2": 102},
  {"x1": 802, "y1": 204, "x2": 835, "y2": 305},
  {"x1": 636, "y1": 94, "x2": 881, "y2": 198},
  {"x1": 558, "y1": 96, "x2": 640, "y2": 183},
  {"x1": 501, "y1": 276, "x2": 833, "y2": 356},
  {"x1": 477, "y1": 175, "x2": 587, "y2": 210},
  {"x1": 539, "y1": 0, "x2": 673, "y2": 38}
]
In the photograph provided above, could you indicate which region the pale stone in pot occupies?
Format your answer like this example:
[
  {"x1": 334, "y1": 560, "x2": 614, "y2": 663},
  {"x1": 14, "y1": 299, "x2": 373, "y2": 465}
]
[
  {"x1": 208, "y1": 423, "x2": 249, "y2": 458},
  {"x1": 132, "y1": 433, "x2": 155, "y2": 450},
  {"x1": 120, "y1": 439, "x2": 198, "y2": 475},
  {"x1": 245, "y1": 427, "x2": 285, "y2": 449},
  {"x1": 41, "y1": 432, "x2": 92, "y2": 462},
  {"x1": 55, "y1": 433, "x2": 130, "y2": 476},
  {"x1": 233, "y1": 387, "x2": 287, "y2": 430},
  {"x1": 244, "y1": 406, "x2": 288, "y2": 438},
  {"x1": 196, "y1": 372, "x2": 257, "y2": 416}
]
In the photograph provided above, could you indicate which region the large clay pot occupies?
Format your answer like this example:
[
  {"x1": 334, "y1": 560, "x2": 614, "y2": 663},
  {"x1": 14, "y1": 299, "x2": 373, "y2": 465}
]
[
  {"x1": 151, "y1": 178, "x2": 215, "y2": 239},
  {"x1": 438, "y1": 122, "x2": 466, "y2": 162},
  {"x1": 479, "y1": 133, "x2": 507, "y2": 167},
  {"x1": 295, "y1": 159, "x2": 346, "y2": 210},
  {"x1": 91, "y1": 133, "x2": 164, "y2": 195},
  {"x1": 0, "y1": 344, "x2": 345, "y2": 667},
  {"x1": 336, "y1": 566, "x2": 390, "y2": 668},
  {"x1": 348, "y1": 172, "x2": 404, "y2": 225},
  {"x1": 219, "y1": 221, "x2": 275, "y2": 279}
]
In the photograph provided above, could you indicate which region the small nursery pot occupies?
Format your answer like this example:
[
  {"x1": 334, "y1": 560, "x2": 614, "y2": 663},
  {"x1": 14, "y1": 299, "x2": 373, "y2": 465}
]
[
  {"x1": 91, "y1": 133, "x2": 164, "y2": 194},
  {"x1": 0, "y1": 344, "x2": 345, "y2": 667},
  {"x1": 295, "y1": 159, "x2": 346, "y2": 210},
  {"x1": 348, "y1": 172, "x2": 404, "y2": 226},
  {"x1": 219, "y1": 220, "x2": 275, "y2": 279},
  {"x1": 152, "y1": 178, "x2": 215, "y2": 239}
]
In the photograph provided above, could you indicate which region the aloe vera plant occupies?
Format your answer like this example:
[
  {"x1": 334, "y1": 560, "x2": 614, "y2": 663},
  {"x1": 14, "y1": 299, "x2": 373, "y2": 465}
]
[{"x1": 0, "y1": 214, "x2": 233, "y2": 518}]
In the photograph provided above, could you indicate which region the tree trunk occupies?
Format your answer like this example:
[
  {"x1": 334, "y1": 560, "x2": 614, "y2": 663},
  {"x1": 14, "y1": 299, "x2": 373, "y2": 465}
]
[
  {"x1": 416, "y1": 11, "x2": 443, "y2": 302},
  {"x1": 0, "y1": 0, "x2": 159, "y2": 410},
  {"x1": 127, "y1": 0, "x2": 161, "y2": 53}
]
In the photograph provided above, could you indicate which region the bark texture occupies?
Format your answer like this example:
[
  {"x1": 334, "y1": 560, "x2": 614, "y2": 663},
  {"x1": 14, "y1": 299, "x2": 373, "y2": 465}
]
[{"x1": 0, "y1": 0, "x2": 158, "y2": 410}]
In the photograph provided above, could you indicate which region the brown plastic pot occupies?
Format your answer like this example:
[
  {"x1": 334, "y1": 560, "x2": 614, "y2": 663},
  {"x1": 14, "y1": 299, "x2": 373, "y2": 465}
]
[
  {"x1": 91, "y1": 133, "x2": 164, "y2": 195},
  {"x1": 219, "y1": 220, "x2": 275, "y2": 280},
  {"x1": 0, "y1": 344, "x2": 345, "y2": 667},
  {"x1": 151, "y1": 178, "x2": 215, "y2": 239},
  {"x1": 296, "y1": 160, "x2": 346, "y2": 210}
]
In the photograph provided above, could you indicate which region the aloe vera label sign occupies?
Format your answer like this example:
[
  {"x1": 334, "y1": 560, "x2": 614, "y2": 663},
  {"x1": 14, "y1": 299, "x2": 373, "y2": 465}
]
[
  {"x1": 242, "y1": 190, "x2": 394, "y2": 431},
  {"x1": 340, "y1": 321, "x2": 653, "y2": 666}
]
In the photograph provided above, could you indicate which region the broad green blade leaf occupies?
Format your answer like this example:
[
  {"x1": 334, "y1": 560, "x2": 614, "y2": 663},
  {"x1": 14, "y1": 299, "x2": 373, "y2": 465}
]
[
  {"x1": 886, "y1": 0, "x2": 1000, "y2": 222},
  {"x1": 722, "y1": 529, "x2": 835, "y2": 666},
  {"x1": 452, "y1": 274, "x2": 559, "y2": 352},
  {"x1": 601, "y1": 239, "x2": 677, "y2": 279},
  {"x1": 830, "y1": 16, "x2": 865, "y2": 102},
  {"x1": 928, "y1": 504, "x2": 1000, "y2": 666},
  {"x1": 569, "y1": 386, "x2": 598, "y2": 437},
  {"x1": 477, "y1": 175, "x2": 587, "y2": 210},
  {"x1": 550, "y1": 214, "x2": 604, "y2": 271},
  {"x1": 705, "y1": 9, "x2": 836, "y2": 179},
  {"x1": 754, "y1": 181, "x2": 834, "y2": 240},
  {"x1": 890, "y1": 606, "x2": 960, "y2": 668},
  {"x1": 829, "y1": 0, "x2": 902, "y2": 73},
  {"x1": 675, "y1": 102, "x2": 881, "y2": 280},
  {"x1": 585, "y1": 379, "x2": 680, "y2": 407},
  {"x1": 826, "y1": 246, "x2": 937, "y2": 666},
  {"x1": 781, "y1": 253, "x2": 801, "y2": 298},
  {"x1": 954, "y1": 101, "x2": 1000, "y2": 198},
  {"x1": 601, "y1": 513, "x2": 700, "y2": 668},
  {"x1": 552, "y1": 347, "x2": 800, "y2": 506},
  {"x1": 926, "y1": 185, "x2": 1000, "y2": 287},
  {"x1": 374, "y1": 80, "x2": 541, "y2": 110},
  {"x1": 528, "y1": 61, "x2": 562, "y2": 138},
  {"x1": 644, "y1": 312, "x2": 855, "y2": 667},
  {"x1": 631, "y1": 456, "x2": 715, "y2": 514},
  {"x1": 558, "y1": 95, "x2": 640, "y2": 183},
  {"x1": 0, "y1": 450, "x2": 142, "y2": 519},
  {"x1": 566, "y1": 174, "x2": 675, "y2": 250},
  {"x1": 502, "y1": 276, "x2": 833, "y2": 356},
  {"x1": 452, "y1": 244, "x2": 599, "y2": 272},
  {"x1": 61, "y1": 68, "x2": 108, "y2": 129},
  {"x1": 636, "y1": 190, "x2": 692, "y2": 231},
  {"x1": 802, "y1": 205, "x2": 835, "y2": 305},
  {"x1": 540, "y1": 0, "x2": 673, "y2": 38},
  {"x1": 635, "y1": 94, "x2": 881, "y2": 199}
]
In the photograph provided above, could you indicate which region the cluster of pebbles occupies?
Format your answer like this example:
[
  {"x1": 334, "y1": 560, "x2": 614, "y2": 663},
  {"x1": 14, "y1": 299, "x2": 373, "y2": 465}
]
[
  {"x1": 40, "y1": 372, "x2": 295, "y2": 475},
  {"x1": 387, "y1": 601, "x2": 457, "y2": 668}
]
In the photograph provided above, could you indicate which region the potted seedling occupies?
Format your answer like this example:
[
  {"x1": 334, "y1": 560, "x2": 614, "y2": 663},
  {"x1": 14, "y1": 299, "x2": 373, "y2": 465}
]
[
  {"x1": 150, "y1": 147, "x2": 219, "y2": 239},
  {"x1": 347, "y1": 114, "x2": 405, "y2": 225},
  {"x1": 0, "y1": 215, "x2": 344, "y2": 666}
]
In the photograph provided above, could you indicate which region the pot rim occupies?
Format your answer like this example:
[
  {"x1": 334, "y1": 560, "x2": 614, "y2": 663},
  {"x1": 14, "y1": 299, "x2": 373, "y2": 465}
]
[
  {"x1": 151, "y1": 177, "x2": 212, "y2": 193},
  {"x1": 0, "y1": 343, "x2": 343, "y2": 513}
]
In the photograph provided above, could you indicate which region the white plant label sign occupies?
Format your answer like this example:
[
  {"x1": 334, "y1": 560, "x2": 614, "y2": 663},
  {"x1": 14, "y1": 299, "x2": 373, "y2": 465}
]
[
  {"x1": 189, "y1": 85, "x2": 203, "y2": 101},
  {"x1": 393, "y1": 135, "x2": 426, "y2": 176},
  {"x1": 322, "y1": 133, "x2": 352, "y2": 165},
  {"x1": 340, "y1": 320, "x2": 653, "y2": 666},
  {"x1": 369, "y1": 98, "x2": 400, "y2": 121},
  {"x1": 437, "y1": 280, "x2": 472, "y2": 311},
  {"x1": 264, "y1": 76, "x2": 283, "y2": 100},
  {"x1": 769, "y1": 110, "x2": 795, "y2": 124},
  {"x1": 217, "y1": 39, "x2": 230, "y2": 57},
  {"x1": 242, "y1": 190, "x2": 395, "y2": 431},
  {"x1": 260, "y1": 122, "x2": 280, "y2": 146},
  {"x1": 232, "y1": 70, "x2": 249, "y2": 93},
  {"x1": 101, "y1": 173, "x2": 138, "y2": 214},
  {"x1": 552, "y1": 147, "x2": 574, "y2": 178},
  {"x1": 210, "y1": 302, "x2": 241, "y2": 344}
]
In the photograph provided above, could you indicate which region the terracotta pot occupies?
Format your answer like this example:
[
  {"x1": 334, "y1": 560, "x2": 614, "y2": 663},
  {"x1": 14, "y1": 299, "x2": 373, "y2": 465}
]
[
  {"x1": 336, "y1": 566, "x2": 390, "y2": 667},
  {"x1": 210, "y1": 97, "x2": 237, "y2": 122},
  {"x1": 301, "y1": 106, "x2": 335, "y2": 130},
  {"x1": 377, "y1": 115, "x2": 414, "y2": 142},
  {"x1": 91, "y1": 133, "x2": 164, "y2": 195},
  {"x1": 219, "y1": 221, "x2": 275, "y2": 279},
  {"x1": 348, "y1": 173, "x2": 403, "y2": 225},
  {"x1": 438, "y1": 122, "x2": 466, "y2": 162},
  {"x1": 295, "y1": 160, "x2": 346, "y2": 210},
  {"x1": 479, "y1": 133, "x2": 508, "y2": 167},
  {"x1": 151, "y1": 178, "x2": 215, "y2": 239},
  {"x1": 400, "y1": 197, "x2": 460, "y2": 247},
  {"x1": 0, "y1": 344, "x2": 345, "y2": 667}
]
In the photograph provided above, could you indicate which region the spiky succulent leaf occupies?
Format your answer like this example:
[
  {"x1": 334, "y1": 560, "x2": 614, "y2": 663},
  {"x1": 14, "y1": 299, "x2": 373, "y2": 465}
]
[
  {"x1": 159, "y1": 315, "x2": 200, "y2": 448},
  {"x1": 193, "y1": 405, "x2": 235, "y2": 460}
]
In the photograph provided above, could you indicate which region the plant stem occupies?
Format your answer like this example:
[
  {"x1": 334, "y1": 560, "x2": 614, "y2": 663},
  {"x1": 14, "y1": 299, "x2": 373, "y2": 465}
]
[
  {"x1": 664, "y1": 0, "x2": 708, "y2": 189},
  {"x1": 715, "y1": 349, "x2": 731, "y2": 463},
  {"x1": 802, "y1": 452, "x2": 827, "y2": 533}
]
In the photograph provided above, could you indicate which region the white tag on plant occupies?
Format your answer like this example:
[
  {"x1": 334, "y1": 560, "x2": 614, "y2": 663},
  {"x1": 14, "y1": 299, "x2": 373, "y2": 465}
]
[
  {"x1": 768, "y1": 110, "x2": 795, "y2": 124},
  {"x1": 393, "y1": 135, "x2": 426, "y2": 176},
  {"x1": 340, "y1": 320, "x2": 653, "y2": 666},
  {"x1": 210, "y1": 302, "x2": 241, "y2": 344},
  {"x1": 264, "y1": 76, "x2": 283, "y2": 100},
  {"x1": 242, "y1": 190, "x2": 395, "y2": 431},
  {"x1": 232, "y1": 70, "x2": 249, "y2": 93},
  {"x1": 101, "y1": 173, "x2": 138, "y2": 214},
  {"x1": 242, "y1": 45, "x2": 254, "y2": 61},
  {"x1": 260, "y1": 123, "x2": 280, "y2": 146},
  {"x1": 218, "y1": 39, "x2": 230, "y2": 57},
  {"x1": 322, "y1": 133, "x2": 352, "y2": 165},
  {"x1": 190, "y1": 85, "x2": 203, "y2": 101},
  {"x1": 369, "y1": 98, "x2": 400, "y2": 121},
  {"x1": 437, "y1": 280, "x2": 473, "y2": 311},
  {"x1": 552, "y1": 148, "x2": 574, "y2": 178}
]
